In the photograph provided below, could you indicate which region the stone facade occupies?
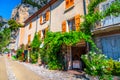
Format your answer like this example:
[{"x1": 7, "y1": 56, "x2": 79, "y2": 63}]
[
  {"x1": 21, "y1": 0, "x2": 88, "y2": 46},
  {"x1": 50, "y1": 0, "x2": 85, "y2": 32},
  {"x1": 17, "y1": 0, "x2": 89, "y2": 70},
  {"x1": 92, "y1": 0, "x2": 120, "y2": 60}
]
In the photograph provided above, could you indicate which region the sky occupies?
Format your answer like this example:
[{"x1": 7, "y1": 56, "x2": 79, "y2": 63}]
[{"x1": 0, "y1": 0, "x2": 21, "y2": 20}]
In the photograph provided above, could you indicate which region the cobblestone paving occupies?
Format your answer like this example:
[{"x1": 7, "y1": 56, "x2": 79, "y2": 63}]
[
  {"x1": 19, "y1": 62, "x2": 83, "y2": 80},
  {"x1": 8, "y1": 59, "x2": 44, "y2": 80},
  {"x1": 0, "y1": 55, "x2": 86, "y2": 80},
  {"x1": 0, "y1": 56, "x2": 8, "y2": 80},
  {"x1": 5, "y1": 56, "x2": 17, "y2": 80}
]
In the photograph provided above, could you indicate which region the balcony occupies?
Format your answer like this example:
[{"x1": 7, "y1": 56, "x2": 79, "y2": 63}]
[
  {"x1": 101, "y1": 15, "x2": 120, "y2": 27},
  {"x1": 92, "y1": 15, "x2": 120, "y2": 35}
]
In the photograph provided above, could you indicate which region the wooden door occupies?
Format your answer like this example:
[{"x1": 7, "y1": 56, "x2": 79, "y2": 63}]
[{"x1": 101, "y1": 35, "x2": 120, "y2": 60}]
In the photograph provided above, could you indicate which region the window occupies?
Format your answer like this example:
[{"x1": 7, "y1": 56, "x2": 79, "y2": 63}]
[
  {"x1": 75, "y1": 14, "x2": 80, "y2": 31},
  {"x1": 46, "y1": 10, "x2": 50, "y2": 21},
  {"x1": 68, "y1": 18, "x2": 75, "y2": 31},
  {"x1": 40, "y1": 14, "x2": 46, "y2": 25},
  {"x1": 42, "y1": 29, "x2": 45, "y2": 39},
  {"x1": 62, "y1": 21, "x2": 66, "y2": 32},
  {"x1": 43, "y1": 14, "x2": 46, "y2": 23},
  {"x1": 39, "y1": 30, "x2": 41, "y2": 39},
  {"x1": 40, "y1": 15, "x2": 42, "y2": 24},
  {"x1": 62, "y1": 14, "x2": 80, "y2": 32},
  {"x1": 28, "y1": 35, "x2": 31, "y2": 44},
  {"x1": 29, "y1": 22, "x2": 32, "y2": 29},
  {"x1": 68, "y1": 14, "x2": 80, "y2": 31},
  {"x1": 65, "y1": 0, "x2": 74, "y2": 9},
  {"x1": 40, "y1": 10, "x2": 50, "y2": 24}
]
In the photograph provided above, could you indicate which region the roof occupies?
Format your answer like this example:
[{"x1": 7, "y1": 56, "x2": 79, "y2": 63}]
[{"x1": 24, "y1": 0, "x2": 57, "y2": 24}]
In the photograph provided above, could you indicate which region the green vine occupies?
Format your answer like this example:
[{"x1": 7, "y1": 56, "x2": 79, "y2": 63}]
[
  {"x1": 30, "y1": 33, "x2": 42, "y2": 63},
  {"x1": 40, "y1": 31, "x2": 96, "y2": 70},
  {"x1": 81, "y1": 0, "x2": 120, "y2": 35}
]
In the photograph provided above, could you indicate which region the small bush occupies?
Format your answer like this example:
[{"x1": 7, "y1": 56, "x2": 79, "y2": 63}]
[
  {"x1": 30, "y1": 52, "x2": 38, "y2": 63},
  {"x1": 81, "y1": 51, "x2": 120, "y2": 77}
]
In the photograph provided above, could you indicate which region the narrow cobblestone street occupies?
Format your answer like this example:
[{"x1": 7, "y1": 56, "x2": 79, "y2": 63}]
[
  {"x1": 0, "y1": 56, "x2": 8, "y2": 80},
  {"x1": 0, "y1": 55, "x2": 83, "y2": 80},
  {"x1": 0, "y1": 55, "x2": 44, "y2": 80}
]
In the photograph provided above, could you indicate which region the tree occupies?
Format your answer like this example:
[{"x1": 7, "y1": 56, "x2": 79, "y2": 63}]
[
  {"x1": 0, "y1": 23, "x2": 3, "y2": 27},
  {"x1": 81, "y1": 0, "x2": 120, "y2": 35},
  {"x1": 0, "y1": 28, "x2": 11, "y2": 52},
  {"x1": 30, "y1": 33, "x2": 41, "y2": 63},
  {"x1": 23, "y1": 0, "x2": 48, "y2": 9},
  {"x1": 31, "y1": 33, "x2": 41, "y2": 50},
  {"x1": 8, "y1": 19, "x2": 23, "y2": 31}
]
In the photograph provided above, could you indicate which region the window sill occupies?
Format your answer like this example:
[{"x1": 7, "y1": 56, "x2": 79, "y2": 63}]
[
  {"x1": 40, "y1": 21, "x2": 47, "y2": 25},
  {"x1": 64, "y1": 5, "x2": 74, "y2": 13}
]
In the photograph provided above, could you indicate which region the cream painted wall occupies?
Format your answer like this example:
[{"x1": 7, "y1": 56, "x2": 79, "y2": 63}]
[
  {"x1": 18, "y1": 28, "x2": 25, "y2": 47},
  {"x1": 50, "y1": 0, "x2": 85, "y2": 32},
  {"x1": 23, "y1": 17, "x2": 37, "y2": 45},
  {"x1": 23, "y1": 8, "x2": 50, "y2": 45},
  {"x1": 37, "y1": 8, "x2": 50, "y2": 38},
  {"x1": 22, "y1": 0, "x2": 87, "y2": 45}
]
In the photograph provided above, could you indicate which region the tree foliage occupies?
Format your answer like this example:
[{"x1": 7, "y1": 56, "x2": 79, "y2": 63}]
[
  {"x1": 23, "y1": 0, "x2": 48, "y2": 9},
  {"x1": 0, "y1": 28, "x2": 11, "y2": 51},
  {"x1": 30, "y1": 33, "x2": 42, "y2": 63},
  {"x1": 8, "y1": 19, "x2": 23, "y2": 31},
  {"x1": 81, "y1": 0, "x2": 120, "y2": 35},
  {"x1": 40, "y1": 31, "x2": 96, "y2": 70},
  {"x1": 104, "y1": 0, "x2": 120, "y2": 17},
  {"x1": 0, "y1": 23, "x2": 3, "y2": 27},
  {"x1": 31, "y1": 33, "x2": 41, "y2": 50}
]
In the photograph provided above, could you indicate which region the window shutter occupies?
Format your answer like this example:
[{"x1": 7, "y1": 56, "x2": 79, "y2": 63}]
[
  {"x1": 62, "y1": 21, "x2": 66, "y2": 32},
  {"x1": 40, "y1": 15, "x2": 42, "y2": 24},
  {"x1": 46, "y1": 10, "x2": 50, "y2": 21},
  {"x1": 29, "y1": 22, "x2": 32, "y2": 29},
  {"x1": 75, "y1": 14, "x2": 80, "y2": 31},
  {"x1": 39, "y1": 31, "x2": 41, "y2": 38},
  {"x1": 65, "y1": 0, "x2": 69, "y2": 9},
  {"x1": 70, "y1": 0, "x2": 74, "y2": 6},
  {"x1": 45, "y1": 27, "x2": 49, "y2": 37},
  {"x1": 28, "y1": 35, "x2": 31, "y2": 44}
]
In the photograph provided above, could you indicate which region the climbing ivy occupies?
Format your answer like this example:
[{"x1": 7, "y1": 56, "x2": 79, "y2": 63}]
[
  {"x1": 30, "y1": 33, "x2": 42, "y2": 63},
  {"x1": 104, "y1": 0, "x2": 120, "y2": 17},
  {"x1": 40, "y1": 31, "x2": 96, "y2": 70},
  {"x1": 40, "y1": 0, "x2": 120, "y2": 70},
  {"x1": 81, "y1": 0, "x2": 120, "y2": 35}
]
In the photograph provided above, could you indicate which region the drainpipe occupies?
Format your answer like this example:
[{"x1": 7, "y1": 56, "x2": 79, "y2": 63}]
[
  {"x1": 36, "y1": 14, "x2": 39, "y2": 33},
  {"x1": 49, "y1": 3, "x2": 52, "y2": 31},
  {"x1": 83, "y1": 0, "x2": 87, "y2": 15},
  {"x1": 83, "y1": 0, "x2": 90, "y2": 52}
]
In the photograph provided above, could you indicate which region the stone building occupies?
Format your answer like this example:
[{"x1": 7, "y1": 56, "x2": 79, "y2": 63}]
[
  {"x1": 17, "y1": 0, "x2": 90, "y2": 70},
  {"x1": 92, "y1": 0, "x2": 120, "y2": 60}
]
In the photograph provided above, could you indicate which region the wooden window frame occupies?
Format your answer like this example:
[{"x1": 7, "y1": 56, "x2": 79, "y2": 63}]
[
  {"x1": 29, "y1": 22, "x2": 32, "y2": 29},
  {"x1": 65, "y1": 0, "x2": 74, "y2": 9},
  {"x1": 40, "y1": 15, "x2": 43, "y2": 25},
  {"x1": 75, "y1": 14, "x2": 80, "y2": 31},
  {"x1": 62, "y1": 21, "x2": 66, "y2": 32},
  {"x1": 46, "y1": 10, "x2": 50, "y2": 21},
  {"x1": 67, "y1": 18, "x2": 76, "y2": 31},
  {"x1": 28, "y1": 35, "x2": 31, "y2": 44}
]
